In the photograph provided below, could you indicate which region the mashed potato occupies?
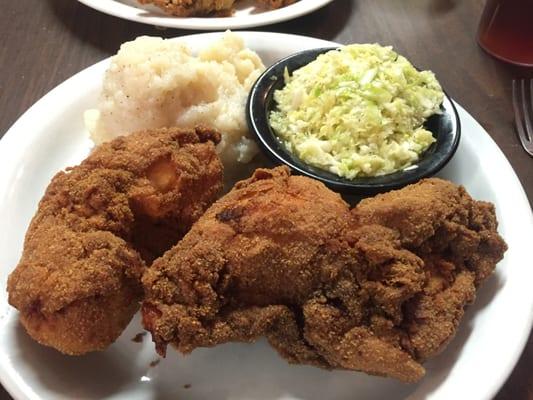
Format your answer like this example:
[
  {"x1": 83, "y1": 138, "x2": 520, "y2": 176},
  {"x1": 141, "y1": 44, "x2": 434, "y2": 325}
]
[{"x1": 85, "y1": 31, "x2": 264, "y2": 164}]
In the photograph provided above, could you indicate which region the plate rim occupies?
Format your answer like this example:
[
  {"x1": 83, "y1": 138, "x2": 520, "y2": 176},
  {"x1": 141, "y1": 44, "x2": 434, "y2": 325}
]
[
  {"x1": 76, "y1": 0, "x2": 336, "y2": 30},
  {"x1": 0, "y1": 31, "x2": 531, "y2": 400}
]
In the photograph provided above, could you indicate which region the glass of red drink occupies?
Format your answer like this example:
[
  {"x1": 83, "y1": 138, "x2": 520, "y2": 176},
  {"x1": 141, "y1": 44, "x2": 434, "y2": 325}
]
[{"x1": 477, "y1": 0, "x2": 533, "y2": 66}]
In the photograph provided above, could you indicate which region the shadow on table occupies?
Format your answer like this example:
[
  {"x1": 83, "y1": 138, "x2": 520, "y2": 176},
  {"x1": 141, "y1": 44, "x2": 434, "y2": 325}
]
[{"x1": 427, "y1": 0, "x2": 458, "y2": 15}]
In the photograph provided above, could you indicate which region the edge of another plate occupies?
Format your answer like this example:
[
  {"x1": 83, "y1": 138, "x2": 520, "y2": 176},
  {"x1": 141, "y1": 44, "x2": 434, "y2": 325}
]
[{"x1": 76, "y1": 0, "x2": 335, "y2": 30}]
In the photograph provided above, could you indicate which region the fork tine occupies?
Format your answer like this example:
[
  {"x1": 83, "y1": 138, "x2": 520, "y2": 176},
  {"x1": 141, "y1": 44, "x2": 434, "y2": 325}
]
[
  {"x1": 530, "y1": 78, "x2": 533, "y2": 132},
  {"x1": 531, "y1": 79, "x2": 533, "y2": 109},
  {"x1": 512, "y1": 79, "x2": 533, "y2": 157},
  {"x1": 520, "y1": 79, "x2": 533, "y2": 142},
  {"x1": 512, "y1": 80, "x2": 528, "y2": 146}
]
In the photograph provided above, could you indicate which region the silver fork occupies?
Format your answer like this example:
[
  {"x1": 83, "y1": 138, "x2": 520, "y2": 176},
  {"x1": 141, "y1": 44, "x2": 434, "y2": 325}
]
[{"x1": 512, "y1": 79, "x2": 533, "y2": 157}]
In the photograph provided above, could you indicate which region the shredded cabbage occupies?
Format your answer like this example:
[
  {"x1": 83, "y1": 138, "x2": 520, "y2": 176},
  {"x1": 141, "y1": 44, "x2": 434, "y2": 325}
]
[{"x1": 269, "y1": 44, "x2": 444, "y2": 178}]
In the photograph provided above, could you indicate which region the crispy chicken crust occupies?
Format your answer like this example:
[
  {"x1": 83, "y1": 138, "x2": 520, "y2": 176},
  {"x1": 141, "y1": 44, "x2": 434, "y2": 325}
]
[
  {"x1": 138, "y1": 0, "x2": 236, "y2": 17},
  {"x1": 7, "y1": 126, "x2": 223, "y2": 355},
  {"x1": 142, "y1": 167, "x2": 506, "y2": 382},
  {"x1": 138, "y1": 0, "x2": 295, "y2": 17},
  {"x1": 352, "y1": 178, "x2": 508, "y2": 361}
]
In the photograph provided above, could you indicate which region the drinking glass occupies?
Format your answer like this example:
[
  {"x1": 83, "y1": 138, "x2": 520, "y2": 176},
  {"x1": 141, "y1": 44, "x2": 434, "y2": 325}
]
[{"x1": 477, "y1": 0, "x2": 533, "y2": 66}]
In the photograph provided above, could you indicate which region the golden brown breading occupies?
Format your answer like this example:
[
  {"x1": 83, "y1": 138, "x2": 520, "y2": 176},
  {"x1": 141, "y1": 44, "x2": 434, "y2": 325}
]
[
  {"x1": 142, "y1": 168, "x2": 506, "y2": 382},
  {"x1": 138, "y1": 0, "x2": 236, "y2": 17},
  {"x1": 352, "y1": 178, "x2": 508, "y2": 361},
  {"x1": 7, "y1": 126, "x2": 223, "y2": 355},
  {"x1": 142, "y1": 166, "x2": 354, "y2": 361},
  {"x1": 138, "y1": 0, "x2": 295, "y2": 17}
]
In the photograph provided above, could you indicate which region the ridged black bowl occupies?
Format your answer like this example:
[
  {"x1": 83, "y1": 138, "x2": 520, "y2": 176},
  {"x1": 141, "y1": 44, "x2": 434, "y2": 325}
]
[{"x1": 246, "y1": 47, "x2": 461, "y2": 195}]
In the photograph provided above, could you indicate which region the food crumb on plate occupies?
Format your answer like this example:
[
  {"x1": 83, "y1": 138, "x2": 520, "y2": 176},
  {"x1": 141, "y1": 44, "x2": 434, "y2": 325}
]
[{"x1": 131, "y1": 332, "x2": 147, "y2": 343}]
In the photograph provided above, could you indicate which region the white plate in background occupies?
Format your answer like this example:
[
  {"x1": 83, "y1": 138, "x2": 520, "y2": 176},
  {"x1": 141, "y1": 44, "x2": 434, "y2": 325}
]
[
  {"x1": 0, "y1": 32, "x2": 532, "y2": 400},
  {"x1": 77, "y1": 0, "x2": 335, "y2": 30}
]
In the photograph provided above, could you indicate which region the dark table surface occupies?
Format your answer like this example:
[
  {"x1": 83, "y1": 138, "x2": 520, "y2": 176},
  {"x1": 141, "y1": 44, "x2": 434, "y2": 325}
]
[{"x1": 0, "y1": 0, "x2": 531, "y2": 399}]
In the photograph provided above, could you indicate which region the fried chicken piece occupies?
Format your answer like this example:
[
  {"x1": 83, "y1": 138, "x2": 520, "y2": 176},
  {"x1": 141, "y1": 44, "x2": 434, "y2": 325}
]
[
  {"x1": 7, "y1": 126, "x2": 223, "y2": 355},
  {"x1": 138, "y1": 0, "x2": 295, "y2": 17},
  {"x1": 138, "y1": 0, "x2": 236, "y2": 17},
  {"x1": 142, "y1": 168, "x2": 506, "y2": 382},
  {"x1": 352, "y1": 178, "x2": 508, "y2": 361},
  {"x1": 142, "y1": 166, "x2": 355, "y2": 363}
]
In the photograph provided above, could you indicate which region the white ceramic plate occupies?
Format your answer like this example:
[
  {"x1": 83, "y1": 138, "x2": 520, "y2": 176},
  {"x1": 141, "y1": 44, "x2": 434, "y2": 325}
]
[
  {"x1": 0, "y1": 32, "x2": 532, "y2": 400},
  {"x1": 77, "y1": 0, "x2": 335, "y2": 30}
]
